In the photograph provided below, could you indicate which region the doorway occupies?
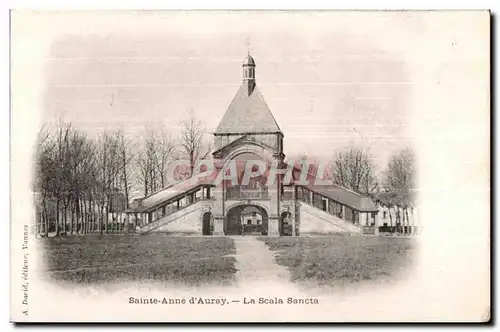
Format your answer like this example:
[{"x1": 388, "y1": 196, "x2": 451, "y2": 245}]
[
  {"x1": 225, "y1": 205, "x2": 269, "y2": 235},
  {"x1": 202, "y1": 212, "x2": 213, "y2": 235},
  {"x1": 280, "y1": 211, "x2": 293, "y2": 236}
]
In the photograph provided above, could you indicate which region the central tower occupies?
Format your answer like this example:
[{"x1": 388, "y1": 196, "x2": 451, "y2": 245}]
[
  {"x1": 213, "y1": 53, "x2": 284, "y2": 157},
  {"x1": 242, "y1": 53, "x2": 256, "y2": 95},
  {"x1": 211, "y1": 53, "x2": 285, "y2": 236}
]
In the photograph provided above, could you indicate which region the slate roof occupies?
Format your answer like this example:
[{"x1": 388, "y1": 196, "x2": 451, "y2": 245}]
[
  {"x1": 306, "y1": 183, "x2": 379, "y2": 212},
  {"x1": 215, "y1": 84, "x2": 281, "y2": 134},
  {"x1": 281, "y1": 162, "x2": 378, "y2": 212},
  {"x1": 130, "y1": 178, "x2": 214, "y2": 213}
]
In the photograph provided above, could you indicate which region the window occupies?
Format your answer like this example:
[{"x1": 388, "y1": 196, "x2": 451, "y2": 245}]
[
  {"x1": 247, "y1": 220, "x2": 251, "y2": 225},
  {"x1": 345, "y1": 207, "x2": 353, "y2": 222},
  {"x1": 353, "y1": 210, "x2": 359, "y2": 225},
  {"x1": 328, "y1": 199, "x2": 336, "y2": 215},
  {"x1": 336, "y1": 204, "x2": 343, "y2": 218},
  {"x1": 313, "y1": 193, "x2": 323, "y2": 209},
  {"x1": 322, "y1": 198, "x2": 328, "y2": 212},
  {"x1": 299, "y1": 188, "x2": 310, "y2": 203}
]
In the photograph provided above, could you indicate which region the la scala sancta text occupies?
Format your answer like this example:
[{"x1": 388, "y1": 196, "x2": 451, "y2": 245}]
[
  {"x1": 128, "y1": 297, "x2": 318, "y2": 305},
  {"x1": 244, "y1": 297, "x2": 319, "y2": 305}
]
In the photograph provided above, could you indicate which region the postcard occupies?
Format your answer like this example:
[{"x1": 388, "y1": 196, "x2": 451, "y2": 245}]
[{"x1": 10, "y1": 10, "x2": 490, "y2": 322}]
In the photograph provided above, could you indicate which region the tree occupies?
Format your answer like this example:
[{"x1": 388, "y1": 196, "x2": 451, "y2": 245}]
[
  {"x1": 34, "y1": 120, "x2": 134, "y2": 236},
  {"x1": 34, "y1": 125, "x2": 56, "y2": 236},
  {"x1": 64, "y1": 130, "x2": 96, "y2": 234},
  {"x1": 137, "y1": 129, "x2": 160, "y2": 196},
  {"x1": 331, "y1": 147, "x2": 379, "y2": 196},
  {"x1": 137, "y1": 130, "x2": 155, "y2": 196},
  {"x1": 53, "y1": 120, "x2": 73, "y2": 235},
  {"x1": 95, "y1": 132, "x2": 121, "y2": 234},
  {"x1": 152, "y1": 127, "x2": 176, "y2": 189},
  {"x1": 115, "y1": 130, "x2": 134, "y2": 209},
  {"x1": 180, "y1": 113, "x2": 210, "y2": 178},
  {"x1": 136, "y1": 126, "x2": 178, "y2": 196},
  {"x1": 384, "y1": 147, "x2": 416, "y2": 235},
  {"x1": 386, "y1": 147, "x2": 416, "y2": 194}
]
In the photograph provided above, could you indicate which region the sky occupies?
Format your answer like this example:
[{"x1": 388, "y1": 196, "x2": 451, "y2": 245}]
[
  {"x1": 12, "y1": 10, "x2": 488, "y2": 180},
  {"x1": 29, "y1": 11, "x2": 423, "y2": 174}
]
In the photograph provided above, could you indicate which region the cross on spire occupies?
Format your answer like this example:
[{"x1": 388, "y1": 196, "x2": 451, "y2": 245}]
[{"x1": 245, "y1": 37, "x2": 252, "y2": 55}]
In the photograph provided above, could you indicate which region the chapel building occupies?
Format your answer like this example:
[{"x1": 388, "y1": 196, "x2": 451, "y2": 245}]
[{"x1": 126, "y1": 54, "x2": 379, "y2": 236}]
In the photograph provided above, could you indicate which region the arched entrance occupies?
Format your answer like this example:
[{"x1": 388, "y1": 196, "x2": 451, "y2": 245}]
[
  {"x1": 280, "y1": 211, "x2": 293, "y2": 236},
  {"x1": 202, "y1": 212, "x2": 213, "y2": 235},
  {"x1": 225, "y1": 205, "x2": 269, "y2": 235}
]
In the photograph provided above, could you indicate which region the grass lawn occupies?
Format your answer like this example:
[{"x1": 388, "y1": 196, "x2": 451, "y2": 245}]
[
  {"x1": 260, "y1": 235, "x2": 416, "y2": 288},
  {"x1": 38, "y1": 235, "x2": 237, "y2": 286}
]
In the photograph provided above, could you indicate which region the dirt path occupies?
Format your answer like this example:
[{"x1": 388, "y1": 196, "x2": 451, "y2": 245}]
[{"x1": 232, "y1": 236, "x2": 301, "y2": 294}]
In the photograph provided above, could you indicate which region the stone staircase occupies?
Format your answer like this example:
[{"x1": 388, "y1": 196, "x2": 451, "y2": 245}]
[
  {"x1": 139, "y1": 200, "x2": 206, "y2": 234},
  {"x1": 299, "y1": 201, "x2": 362, "y2": 234}
]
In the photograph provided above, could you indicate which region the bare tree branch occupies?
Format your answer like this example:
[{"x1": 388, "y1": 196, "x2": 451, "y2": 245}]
[{"x1": 331, "y1": 147, "x2": 380, "y2": 196}]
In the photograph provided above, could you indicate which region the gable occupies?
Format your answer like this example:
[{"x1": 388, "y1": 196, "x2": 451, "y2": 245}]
[{"x1": 212, "y1": 135, "x2": 277, "y2": 162}]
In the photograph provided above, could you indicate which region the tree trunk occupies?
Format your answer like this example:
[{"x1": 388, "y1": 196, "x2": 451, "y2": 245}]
[
  {"x1": 55, "y1": 199, "x2": 60, "y2": 236},
  {"x1": 41, "y1": 200, "x2": 47, "y2": 236},
  {"x1": 41, "y1": 207, "x2": 47, "y2": 236},
  {"x1": 68, "y1": 202, "x2": 72, "y2": 234},
  {"x1": 405, "y1": 207, "x2": 411, "y2": 235},
  {"x1": 79, "y1": 198, "x2": 84, "y2": 234},
  {"x1": 36, "y1": 210, "x2": 39, "y2": 235},
  {"x1": 71, "y1": 203, "x2": 76, "y2": 235},
  {"x1": 40, "y1": 210, "x2": 44, "y2": 235},
  {"x1": 79, "y1": 198, "x2": 83, "y2": 234},
  {"x1": 401, "y1": 207, "x2": 406, "y2": 235},
  {"x1": 82, "y1": 198, "x2": 86, "y2": 234},
  {"x1": 82, "y1": 199, "x2": 87, "y2": 234},
  {"x1": 123, "y1": 168, "x2": 130, "y2": 210},
  {"x1": 92, "y1": 200, "x2": 97, "y2": 233},
  {"x1": 62, "y1": 207, "x2": 66, "y2": 235},
  {"x1": 99, "y1": 204, "x2": 104, "y2": 235},
  {"x1": 75, "y1": 197, "x2": 80, "y2": 234},
  {"x1": 104, "y1": 203, "x2": 109, "y2": 234},
  {"x1": 388, "y1": 206, "x2": 393, "y2": 232}
]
